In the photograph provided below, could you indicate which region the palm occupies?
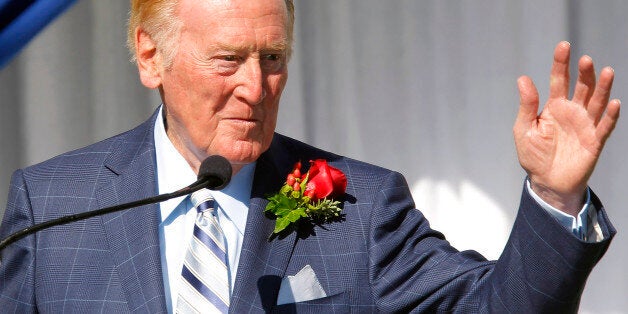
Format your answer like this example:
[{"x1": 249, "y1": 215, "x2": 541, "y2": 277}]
[
  {"x1": 519, "y1": 98, "x2": 600, "y2": 191},
  {"x1": 513, "y1": 42, "x2": 620, "y2": 214}
]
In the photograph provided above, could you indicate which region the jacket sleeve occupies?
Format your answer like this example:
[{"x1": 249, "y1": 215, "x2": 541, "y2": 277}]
[
  {"x1": 0, "y1": 169, "x2": 38, "y2": 313},
  {"x1": 368, "y1": 172, "x2": 615, "y2": 313},
  {"x1": 489, "y1": 186, "x2": 614, "y2": 312}
]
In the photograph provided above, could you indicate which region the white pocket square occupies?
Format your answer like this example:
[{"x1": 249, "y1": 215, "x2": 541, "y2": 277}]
[{"x1": 276, "y1": 265, "x2": 327, "y2": 305}]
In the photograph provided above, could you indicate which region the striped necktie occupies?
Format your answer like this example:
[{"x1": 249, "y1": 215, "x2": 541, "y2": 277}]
[{"x1": 176, "y1": 189, "x2": 230, "y2": 313}]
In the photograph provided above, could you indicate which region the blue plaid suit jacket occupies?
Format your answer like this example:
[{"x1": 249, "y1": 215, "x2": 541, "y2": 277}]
[{"x1": 0, "y1": 110, "x2": 615, "y2": 313}]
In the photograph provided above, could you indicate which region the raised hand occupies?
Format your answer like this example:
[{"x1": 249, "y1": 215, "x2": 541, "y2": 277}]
[{"x1": 513, "y1": 41, "x2": 620, "y2": 216}]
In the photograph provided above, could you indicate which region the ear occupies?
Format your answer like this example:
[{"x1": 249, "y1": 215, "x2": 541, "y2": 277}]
[{"x1": 135, "y1": 27, "x2": 163, "y2": 89}]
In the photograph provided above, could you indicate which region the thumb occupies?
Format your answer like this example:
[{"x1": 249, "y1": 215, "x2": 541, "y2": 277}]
[{"x1": 515, "y1": 76, "x2": 540, "y2": 132}]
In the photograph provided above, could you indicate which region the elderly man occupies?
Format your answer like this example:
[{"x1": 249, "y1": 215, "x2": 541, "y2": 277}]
[{"x1": 0, "y1": 0, "x2": 620, "y2": 313}]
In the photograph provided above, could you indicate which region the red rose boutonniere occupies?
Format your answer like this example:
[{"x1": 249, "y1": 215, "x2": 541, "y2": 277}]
[{"x1": 265, "y1": 159, "x2": 347, "y2": 235}]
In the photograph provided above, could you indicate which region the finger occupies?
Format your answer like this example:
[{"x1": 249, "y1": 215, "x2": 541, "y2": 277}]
[
  {"x1": 572, "y1": 55, "x2": 596, "y2": 106},
  {"x1": 588, "y1": 66, "x2": 615, "y2": 124},
  {"x1": 515, "y1": 75, "x2": 540, "y2": 131},
  {"x1": 596, "y1": 99, "x2": 621, "y2": 144},
  {"x1": 549, "y1": 41, "x2": 571, "y2": 100}
]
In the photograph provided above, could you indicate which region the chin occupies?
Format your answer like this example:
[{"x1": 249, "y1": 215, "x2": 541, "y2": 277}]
[{"x1": 218, "y1": 142, "x2": 267, "y2": 165}]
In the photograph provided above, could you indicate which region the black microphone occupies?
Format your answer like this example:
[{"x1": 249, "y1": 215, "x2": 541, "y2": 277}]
[{"x1": 0, "y1": 155, "x2": 232, "y2": 253}]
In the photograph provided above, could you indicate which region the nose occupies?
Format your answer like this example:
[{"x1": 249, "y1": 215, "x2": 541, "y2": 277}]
[{"x1": 233, "y1": 58, "x2": 266, "y2": 105}]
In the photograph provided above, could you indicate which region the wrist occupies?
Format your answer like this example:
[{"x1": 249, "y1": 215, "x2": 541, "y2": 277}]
[{"x1": 528, "y1": 179, "x2": 586, "y2": 217}]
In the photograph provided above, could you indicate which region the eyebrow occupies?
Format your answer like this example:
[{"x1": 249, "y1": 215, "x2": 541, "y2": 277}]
[{"x1": 208, "y1": 39, "x2": 289, "y2": 53}]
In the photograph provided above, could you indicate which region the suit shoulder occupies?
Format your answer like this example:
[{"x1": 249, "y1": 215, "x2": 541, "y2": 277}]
[
  {"x1": 20, "y1": 113, "x2": 155, "y2": 180},
  {"x1": 272, "y1": 133, "x2": 399, "y2": 179}
]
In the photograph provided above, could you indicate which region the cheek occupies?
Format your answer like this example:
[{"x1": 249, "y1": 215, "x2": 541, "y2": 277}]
[
  {"x1": 163, "y1": 81, "x2": 228, "y2": 151},
  {"x1": 264, "y1": 72, "x2": 287, "y2": 111},
  {"x1": 166, "y1": 57, "x2": 227, "y2": 100},
  {"x1": 263, "y1": 106, "x2": 279, "y2": 135},
  {"x1": 173, "y1": 81, "x2": 230, "y2": 134},
  {"x1": 269, "y1": 71, "x2": 288, "y2": 96}
]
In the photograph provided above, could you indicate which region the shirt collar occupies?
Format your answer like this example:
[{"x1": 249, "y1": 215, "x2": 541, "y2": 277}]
[
  {"x1": 213, "y1": 162, "x2": 255, "y2": 235},
  {"x1": 155, "y1": 106, "x2": 196, "y2": 223},
  {"x1": 154, "y1": 105, "x2": 254, "y2": 234}
]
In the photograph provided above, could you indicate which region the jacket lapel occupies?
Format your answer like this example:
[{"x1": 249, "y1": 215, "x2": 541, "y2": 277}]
[
  {"x1": 230, "y1": 140, "x2": 299, "y2": 312},
  {"x1": 96, "y1": 112, "x2": 167, "y2": 312}
]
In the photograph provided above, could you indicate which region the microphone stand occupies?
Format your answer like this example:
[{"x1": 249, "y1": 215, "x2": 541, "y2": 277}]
[{"x1": 0, "y1": 178, "x2": 214, "y2": 252}]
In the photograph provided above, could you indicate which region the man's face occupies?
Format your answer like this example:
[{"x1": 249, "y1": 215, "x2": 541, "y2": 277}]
[{"x1": 157, "y1": 0, "x2": 290, "y2": 171}]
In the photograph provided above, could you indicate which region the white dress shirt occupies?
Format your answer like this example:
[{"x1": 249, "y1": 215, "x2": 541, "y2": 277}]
[{"x1": 153, "y1": 107, "x2": 254, "y2": 313}]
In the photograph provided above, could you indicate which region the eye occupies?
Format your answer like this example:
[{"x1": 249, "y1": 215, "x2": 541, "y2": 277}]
[
  {"x1": 262, "y1": 54, "x2": 281, "y2": 61},
  {"x1": 261, "y1": 53, "x2": 285, "y2": 73},
  {"x1": 220, "y1": 55, "x2": 240, "y2": 62},
  {"x1": 211, "y1": 55, "x2": 242, "y2": 75}
]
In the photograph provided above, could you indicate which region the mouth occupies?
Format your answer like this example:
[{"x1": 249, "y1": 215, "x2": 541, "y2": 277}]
[
  {"x1": 224, "y1": 117, "x2": 259, "y2": 122},
  {"x1": 222, "y1": 117, "x2": 261, "y2": 127}
]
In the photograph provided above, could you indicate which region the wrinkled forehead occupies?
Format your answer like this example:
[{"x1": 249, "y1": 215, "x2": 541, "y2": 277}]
[{"x1": 178, "y1": 0, "x2": 291, "y2": 36}]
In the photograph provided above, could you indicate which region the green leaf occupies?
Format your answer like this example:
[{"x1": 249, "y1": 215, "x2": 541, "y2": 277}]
[
  {"x1": 286, "y1": 209, "x2": 305, "y2": 223},
  {"x1": 294, "y1": 208, "x2": 308, "y2": 217},
  {"x1": 282, "y1": 196, "x2": 297, "y2": 208},
  {"x1": 274, "y1": 217, "x2": 291, "y2": 233},
  {"x1": 275, "y1": 207, "x2": 291, "y2": 217},
  {"x1": 265, "y1": 202, "x2": 276, "y2": 212}
]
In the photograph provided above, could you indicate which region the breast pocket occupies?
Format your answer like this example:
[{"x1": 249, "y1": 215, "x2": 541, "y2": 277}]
[{"x1": 271, "y1": 291, "x2": 352, "y2": 313}]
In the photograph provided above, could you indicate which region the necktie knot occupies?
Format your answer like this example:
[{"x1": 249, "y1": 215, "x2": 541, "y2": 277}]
[{"x1": 191, "y1": 189, "x2": 215, "y2": 215}]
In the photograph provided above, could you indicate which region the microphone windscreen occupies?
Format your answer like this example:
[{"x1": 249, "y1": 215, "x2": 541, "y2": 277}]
[{"x1": 198, "y1": 155, "x2": 232, "y2": 190}]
